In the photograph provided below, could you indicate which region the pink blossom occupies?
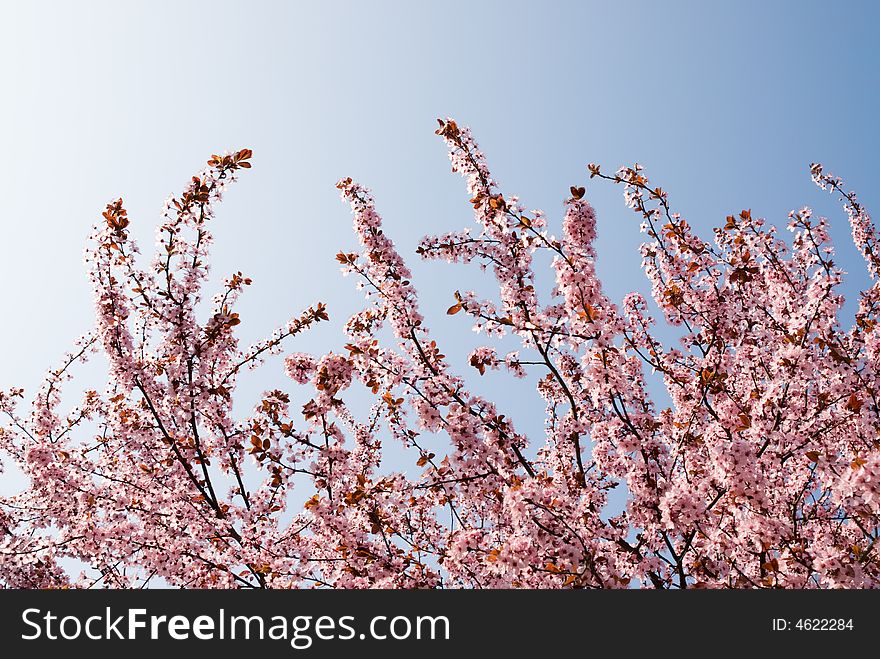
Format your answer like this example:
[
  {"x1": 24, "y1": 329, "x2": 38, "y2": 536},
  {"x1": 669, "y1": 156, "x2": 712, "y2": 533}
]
[{"x1": 1, "y1": 125, "x2": 879, "y2": 589}]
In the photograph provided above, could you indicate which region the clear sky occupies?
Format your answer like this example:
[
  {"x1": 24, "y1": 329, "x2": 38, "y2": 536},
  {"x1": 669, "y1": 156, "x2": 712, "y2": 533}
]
[{"x1": 1, "y1": 1, "x2": 878, "y2": 496}]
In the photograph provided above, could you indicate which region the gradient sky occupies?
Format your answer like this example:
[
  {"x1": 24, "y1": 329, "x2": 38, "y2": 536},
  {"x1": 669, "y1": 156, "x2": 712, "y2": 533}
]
[{"x1": 1, "y1": 1, "x2": 878, "y2": 499}]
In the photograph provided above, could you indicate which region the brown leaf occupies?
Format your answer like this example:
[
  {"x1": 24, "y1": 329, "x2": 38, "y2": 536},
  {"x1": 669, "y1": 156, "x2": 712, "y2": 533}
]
[
  {"x1": 579, "y1": 304, "x2": 597, "y2": 322},
  {"x1": 846, "y1": 392, "x2": 863, "y2": 412}
]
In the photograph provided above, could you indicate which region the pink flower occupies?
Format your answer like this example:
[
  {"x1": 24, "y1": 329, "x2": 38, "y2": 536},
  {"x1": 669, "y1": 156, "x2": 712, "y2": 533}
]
[{"x1": 2, "y1": 123, "x2": 878, "y2": 590}]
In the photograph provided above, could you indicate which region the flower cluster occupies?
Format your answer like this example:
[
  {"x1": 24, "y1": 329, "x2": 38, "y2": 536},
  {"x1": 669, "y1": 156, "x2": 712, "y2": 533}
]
[{"x1": 1, "y1": 123, "x2": 878, "y2": 589}]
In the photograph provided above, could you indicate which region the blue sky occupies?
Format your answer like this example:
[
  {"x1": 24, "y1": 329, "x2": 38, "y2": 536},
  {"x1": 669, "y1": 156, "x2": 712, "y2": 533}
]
[{"x1": 1, "y1": 1, "x2": 878, "y2": 496}]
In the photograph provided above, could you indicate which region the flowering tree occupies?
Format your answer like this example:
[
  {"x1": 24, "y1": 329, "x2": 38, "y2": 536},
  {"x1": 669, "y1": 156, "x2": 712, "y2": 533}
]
[{"x1": 1, "y1": 120, "x2": 878, "y2": 589}]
